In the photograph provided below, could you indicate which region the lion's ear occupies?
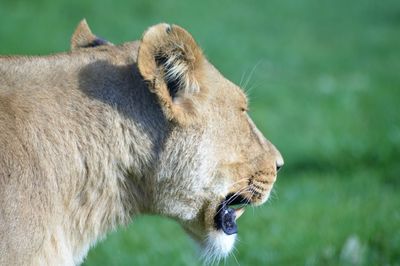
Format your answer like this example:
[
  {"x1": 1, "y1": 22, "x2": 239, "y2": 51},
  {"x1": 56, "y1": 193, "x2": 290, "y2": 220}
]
[
  {"x1": 71, "y1": 19, "x2": 111, "y2": 50},
  {"x1": 137, "y1": 23, "x2": 205, "y2": 124}
]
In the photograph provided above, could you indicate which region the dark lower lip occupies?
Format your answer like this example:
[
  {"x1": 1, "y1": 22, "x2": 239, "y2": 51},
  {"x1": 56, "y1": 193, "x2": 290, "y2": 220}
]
[
  {"x1": 213, "y1": 194, "x2": 251, "y2": 235},
  {"x1": 214, "y1": 204, "x2": 237, "y2": 235}
]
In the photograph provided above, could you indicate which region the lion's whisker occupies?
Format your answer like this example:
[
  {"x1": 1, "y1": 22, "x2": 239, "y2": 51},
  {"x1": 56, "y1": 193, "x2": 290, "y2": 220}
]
[
  {"x1": 239, "y1": 68, "x2": 248, "y2": 88},
  {"x1": 224, "y1": 187, "x2": 249, "y2": 205},
  {"x1": 243, "y1": 60, "x2": 262, "y2": 92},
  {"x1": 231, "y1": 248, "x2": 240, "y2": 266},
  {"x1": 220, "y1": 190, "x2": 251, "y2": 213},
  {"x1": 215, "y1": 187, "x2": 251, "y2": 216}
]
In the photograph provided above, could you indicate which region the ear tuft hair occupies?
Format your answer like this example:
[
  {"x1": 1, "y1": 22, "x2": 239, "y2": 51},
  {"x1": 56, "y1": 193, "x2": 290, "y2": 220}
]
[
  {"x1": 154, "y1": 49, "x2": 200, "y2": 99},
  {"x1": 154, "y1": 54, "x2": 181, "y2": 98}
]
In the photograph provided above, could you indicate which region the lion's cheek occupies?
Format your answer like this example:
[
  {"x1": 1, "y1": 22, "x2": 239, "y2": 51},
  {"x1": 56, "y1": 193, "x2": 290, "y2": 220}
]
[{"x1": 156, "y1": 200, "x2": 199, "y2": 221}]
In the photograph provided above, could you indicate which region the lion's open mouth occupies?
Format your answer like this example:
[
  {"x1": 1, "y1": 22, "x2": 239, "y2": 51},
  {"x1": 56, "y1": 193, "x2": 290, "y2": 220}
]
[{"x1": 214, "y1": 194, "x2": 251, "y2": 235}]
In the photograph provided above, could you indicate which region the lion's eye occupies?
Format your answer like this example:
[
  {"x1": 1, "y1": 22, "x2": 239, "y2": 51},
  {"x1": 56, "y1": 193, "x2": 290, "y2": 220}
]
[{"x1": 240, "y1": 107, "x2": 248, "y2": 113}]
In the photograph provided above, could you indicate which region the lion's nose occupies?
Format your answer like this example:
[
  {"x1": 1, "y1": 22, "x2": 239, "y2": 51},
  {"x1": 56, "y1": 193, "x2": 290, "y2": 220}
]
[{"x1": 276, "y1": 157, "x2": 284, "y2": 172}]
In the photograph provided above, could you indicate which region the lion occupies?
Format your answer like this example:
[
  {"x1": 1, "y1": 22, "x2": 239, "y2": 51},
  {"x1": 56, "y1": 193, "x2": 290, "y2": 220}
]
[{"x1": 0, "y1": 20, "x2": 284, "y2": 265}]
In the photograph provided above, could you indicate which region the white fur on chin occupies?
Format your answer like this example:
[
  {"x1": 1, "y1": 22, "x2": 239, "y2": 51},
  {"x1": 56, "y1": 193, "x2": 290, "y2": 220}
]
[{"x1": 201, "y1": 230, "x2": 236, "y2": 265}]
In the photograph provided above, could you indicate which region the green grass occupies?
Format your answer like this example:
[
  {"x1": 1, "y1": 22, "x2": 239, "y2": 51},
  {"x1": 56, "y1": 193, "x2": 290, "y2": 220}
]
[
  {"x1": 1, "y1": 0, "x2": 399, "y2": 265},
  {"x1": 83, "y1": 170, "x2": 400, "y2": 265}
]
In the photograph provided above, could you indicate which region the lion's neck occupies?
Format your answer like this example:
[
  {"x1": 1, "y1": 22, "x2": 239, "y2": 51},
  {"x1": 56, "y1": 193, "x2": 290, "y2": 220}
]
[
  {"x1": 1, "y1": 46, "x2": 167, "y2": 263},
  {"x1": 23, "y1": 50, "x2": 166, "y2": 262},
  {"x1": 59, "y1": 74, "x2": 164, "y2": 263}
]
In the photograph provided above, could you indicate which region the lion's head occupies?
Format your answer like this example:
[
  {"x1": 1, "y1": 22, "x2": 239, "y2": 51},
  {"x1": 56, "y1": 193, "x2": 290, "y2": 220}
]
[
  {"x1": 71, "y1": 21, "x2": 283, "y2": 262},
  {"x1": 133, "y1": 23, "x2": 284, "y2": 262}
]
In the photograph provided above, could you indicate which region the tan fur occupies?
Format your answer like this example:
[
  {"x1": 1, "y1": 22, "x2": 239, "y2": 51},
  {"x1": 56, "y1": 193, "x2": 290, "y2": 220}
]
[
  {"x1": 0, "y1": 22, "x2": 283, "y2": 265},
  {"x1": 71, "y1": 19, "x2": 113, "y2": 50}
]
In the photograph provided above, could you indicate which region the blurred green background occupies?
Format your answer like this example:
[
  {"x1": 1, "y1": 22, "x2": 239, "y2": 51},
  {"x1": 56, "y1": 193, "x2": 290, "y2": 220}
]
[{"x1": 1, "y1": 0, "x2": 399, "y2": 265}]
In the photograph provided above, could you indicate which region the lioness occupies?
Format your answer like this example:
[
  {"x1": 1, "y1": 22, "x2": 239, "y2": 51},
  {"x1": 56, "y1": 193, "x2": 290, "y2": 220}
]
[{"x1": 0, "y1": 20, "x2": 283, "y2": 265}]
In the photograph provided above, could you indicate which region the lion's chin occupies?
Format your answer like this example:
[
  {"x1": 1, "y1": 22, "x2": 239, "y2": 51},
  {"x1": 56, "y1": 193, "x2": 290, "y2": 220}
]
[{"x1": 200, "y1": 230, "x2": 236, "y2": 264}]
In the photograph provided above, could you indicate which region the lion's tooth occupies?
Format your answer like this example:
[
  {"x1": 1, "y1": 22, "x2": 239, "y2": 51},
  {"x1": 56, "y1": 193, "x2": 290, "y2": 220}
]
[{"x1": 235, "y1": 207, "x2": 245, "y2": 220}]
